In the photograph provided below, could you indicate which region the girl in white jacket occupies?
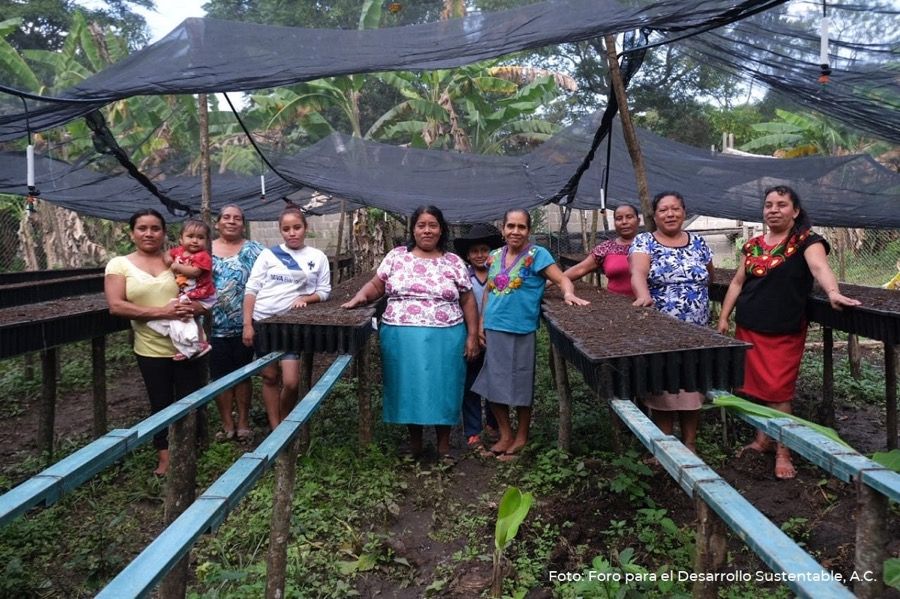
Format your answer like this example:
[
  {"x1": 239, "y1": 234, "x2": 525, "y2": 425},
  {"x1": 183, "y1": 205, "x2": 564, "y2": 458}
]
[{"x1": 242, "y1": 207, "x2": 331, "y2": 429}]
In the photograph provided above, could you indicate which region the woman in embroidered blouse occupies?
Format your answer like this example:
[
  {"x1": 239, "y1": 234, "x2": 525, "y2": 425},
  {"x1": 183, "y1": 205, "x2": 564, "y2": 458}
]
[
  {"x1": 564, "y1": 204, "x2": 640, "y2": 296},
  {"x1": 630, "y1": 191, "x2": 713, "y2": 453},
  {"x1": 210, "y1": 205, "x2": 263, "y2": 442},
  {"x1": 717, "y1": 185, "x2": 859, "y2": 479},
  {"x1": 473, "y1": 208, "x2": 590, "y2": 461},
  {"x1": 105, "y1": 209, "x2": 209, "y2": 475},
  {"x1": 242, "y1": 207, "x2": 331, "y2": 431},
  {"x1": 342, "y1": 205, "x2": 479, "y2": 459}
]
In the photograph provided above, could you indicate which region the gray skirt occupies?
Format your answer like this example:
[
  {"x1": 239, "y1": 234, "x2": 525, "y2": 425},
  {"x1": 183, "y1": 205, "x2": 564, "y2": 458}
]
[{"x1": 471, "y1": 329, "x2": 536, "y2": 407}]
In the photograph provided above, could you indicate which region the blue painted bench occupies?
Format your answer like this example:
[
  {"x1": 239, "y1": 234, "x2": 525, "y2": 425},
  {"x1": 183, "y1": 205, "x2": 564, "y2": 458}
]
[
  {"x1": 94, "y1": 354, "x2": 352, "y2": 599},
  {"x1": 0, "y1": 352, "x2": 283, "y2": 527},
  {"x1": 611, "y1": 399, "x2": 854, "y2": 599},
  {"x1": 707, "y1": 390, "x2": 900, "y2": 504}
]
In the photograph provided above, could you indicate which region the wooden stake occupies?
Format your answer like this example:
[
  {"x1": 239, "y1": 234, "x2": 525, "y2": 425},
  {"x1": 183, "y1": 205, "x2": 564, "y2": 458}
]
[
  {"x1": 693, "y1": 497, "x2": 727, "y2": 599},
  {"x1": 336, "y1": 199, "x2": 347, "y2": 283},
  {"x1": 91, "y1": 336, "x2": 107, "y2": 438},
  {"x1": 159, "y1": 411, "x2": 198, "y2": 599},
  {"x1": 265, "y1": 435, "x2": 301, "y2": 599},
  {"x1": 603, "y1": 35, "x2": 652, "y2": 229},
  {"x1": 299, "y1": 351, "x2": 313, "y2": 451},
  {"x1": 819, "y1": 327, "x2": 835, "y2": 427},
  {"x1": 37, "y1": 348, "x2": 58, "y2": 463},
  {"x1": 551, "y1": 345, "x2": 572, "y2": 452},
  {"x1": 886, "y1": 343, "x2": 897, "y2": 450},
  {"x1": 198, "y1": 93, "x2": 212, "y2": 224},
  {"x1": 853, "y1": 479, "x2": 888, "y2": 598},
  {"x1": 357, "y1": 337, "x2": 373, "y2": 446}
]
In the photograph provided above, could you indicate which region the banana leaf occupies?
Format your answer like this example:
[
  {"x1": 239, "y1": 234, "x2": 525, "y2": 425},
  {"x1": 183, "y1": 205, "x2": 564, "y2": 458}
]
[{"x1": 711, "y1": 393, "x2": 851, "y2": 448}]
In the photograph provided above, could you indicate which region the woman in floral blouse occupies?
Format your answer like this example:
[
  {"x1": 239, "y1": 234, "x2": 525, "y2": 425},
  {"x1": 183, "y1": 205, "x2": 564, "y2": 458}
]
[
  {"x1": 717, "y1": 185, "x2": 859, "y2": 479},
  {"x1": 472, "y1": 208, "x2": 589, "y2": 461},
  {"x1": 342, "y1": 206, "x2": 479, "y2": 460},
  {"x1": 630, "y1": 191, "x2": 714, "y2": 454}
]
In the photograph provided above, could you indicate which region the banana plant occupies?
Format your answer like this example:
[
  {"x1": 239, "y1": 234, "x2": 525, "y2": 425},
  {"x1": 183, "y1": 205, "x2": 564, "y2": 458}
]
[{"x1": 491, "y1": 486, "x2": 534, "y2": 597}]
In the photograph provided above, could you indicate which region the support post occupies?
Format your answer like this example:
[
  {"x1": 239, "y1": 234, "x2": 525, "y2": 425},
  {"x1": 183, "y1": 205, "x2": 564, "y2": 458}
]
[
  {"x1": 299, "y1": 351, "x2": 314, "y2": 451},
  {"x1": 853, "y1": 479, "x2": 888, "y2": 598},
  {"x1": 603, "y1": 35, "x2": 652, "y2": 228},
  {"x1": 336, "y1": 199, "x2": 347, "y2": 283},
  {"x1": 91, "y1": 336, "x2": 107, "y2": 438},
  {"x1": 692, "y1": 497, "x2": 727, "y2": 599},
  {"x1": 820, "y1": 327, "x2": 835, "y2": 427},
  {"x1": 159, "y1": 411, "x2": 198, "y2": 599},
  {"x1": 886, "y1": 343, "x2": 897, "y2": 450},
  {"x1": 357, "y1": 337, "x2": 373, "y2": 446},
  {"x1": 551, "y1": 345, "x2": 572, "y2": 452},
  {"x1": 37, "y1": 348, "x2": 58, "y2": 463},
  {"x1": 265, "y1": 435, "x2": 301, "y2": 599},
  {"x1": 198, "y1": 93, "x2": 212, "y2": 224}
]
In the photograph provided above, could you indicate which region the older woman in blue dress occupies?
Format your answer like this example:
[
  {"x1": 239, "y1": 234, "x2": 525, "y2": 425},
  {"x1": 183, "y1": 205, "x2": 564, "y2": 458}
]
[{"x1": 630, "y1": 191, "x2": 713, "y2": 453}]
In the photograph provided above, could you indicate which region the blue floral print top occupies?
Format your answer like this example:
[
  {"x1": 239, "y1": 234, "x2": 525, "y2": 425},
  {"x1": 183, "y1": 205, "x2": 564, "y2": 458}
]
[
  {"x1": 629, "y1": 232, "x2": 712, "y2": 325},
  {"x1": 211, "y1": 240, "x2": 264, "y2": 337}
]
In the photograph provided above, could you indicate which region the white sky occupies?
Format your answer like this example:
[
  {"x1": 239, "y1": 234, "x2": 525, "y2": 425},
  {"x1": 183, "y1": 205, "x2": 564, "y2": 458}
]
[{"x1": 135, "y1": 0, "x2": 207, "y2": 43}]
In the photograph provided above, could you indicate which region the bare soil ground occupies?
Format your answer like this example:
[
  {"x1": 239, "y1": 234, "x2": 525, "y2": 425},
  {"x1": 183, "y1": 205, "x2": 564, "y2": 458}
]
[{"x1": 1, "y1": 343, "x2": 897, "y2": 597}]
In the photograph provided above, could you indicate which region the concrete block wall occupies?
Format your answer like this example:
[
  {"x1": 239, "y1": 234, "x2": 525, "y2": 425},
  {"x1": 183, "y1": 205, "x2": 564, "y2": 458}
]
[{"x1": 249, "y1": 213, "x2": 345, "y2": 253}]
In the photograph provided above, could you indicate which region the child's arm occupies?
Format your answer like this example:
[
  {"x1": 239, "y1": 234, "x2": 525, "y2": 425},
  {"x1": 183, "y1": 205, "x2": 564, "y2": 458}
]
[{"x1": 170, "y1": 259, "x2": 203, "y2": 278}]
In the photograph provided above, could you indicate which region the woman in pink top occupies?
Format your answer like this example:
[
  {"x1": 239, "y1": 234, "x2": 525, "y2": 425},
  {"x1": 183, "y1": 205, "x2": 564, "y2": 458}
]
[{"x1": 564, "y1": 204, "x2": 640, "y2": 296}]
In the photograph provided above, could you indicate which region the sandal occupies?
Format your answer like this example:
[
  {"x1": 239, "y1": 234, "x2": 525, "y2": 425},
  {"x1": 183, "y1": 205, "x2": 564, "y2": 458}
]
[
  {"x1": 440, "y1": 453, "x2": 457, "y2": 467},
  {"x1": 236, "y1": 428, "x2": 252, "y2": 442},
  {"x1": 496, "y1": 451, "x2": 520, "y2": 463},
  {"x1": 215, "y1": 429, "x2": 236, "y2": 442}
]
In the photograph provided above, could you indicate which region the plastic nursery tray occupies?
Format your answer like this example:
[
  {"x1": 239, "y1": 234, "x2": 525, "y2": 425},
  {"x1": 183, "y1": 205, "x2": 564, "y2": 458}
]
[
  {"x1": 711, "y1": 269, "x2": 900, "y2": 345},
  {"x1": 0, "y1": 293, "x2": 129, "y2": 359},
  {"x1": 254, "y1": 272, "x2": 382, "y2": 356},
  {"x1": 541, "y1": 287, "x2": 749, "y2": 398}
]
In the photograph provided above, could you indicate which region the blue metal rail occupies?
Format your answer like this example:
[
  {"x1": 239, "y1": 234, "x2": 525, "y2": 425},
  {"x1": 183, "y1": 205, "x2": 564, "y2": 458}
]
[
  {"x1": 95, "y1": 354, "x2": 352, "y2": 599},
  {"x1": 708, "y1": 390, "x2": 900, "y2": 504},
  {"x1": 0, "y1": 352, "x2": 283, "y2": 527},
  {"x1": 611, "y1": 399, "x2": 854, "y2": 599}
]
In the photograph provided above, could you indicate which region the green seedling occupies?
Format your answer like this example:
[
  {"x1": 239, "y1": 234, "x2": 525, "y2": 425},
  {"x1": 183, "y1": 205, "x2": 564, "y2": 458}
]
[{"x1": 491, "y1": 486, "x2": 534, "y2": 597}]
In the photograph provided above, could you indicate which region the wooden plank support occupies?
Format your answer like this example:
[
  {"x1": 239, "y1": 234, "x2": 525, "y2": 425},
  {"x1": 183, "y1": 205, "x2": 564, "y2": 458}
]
[
  {"x1": 610, "y1": 400, "x2": 854, "y2": 599},
  {"x1": 0, "y1": 354, "x2": 281, "y2": 530},
  {"x1": 159, "y1": 410, "x2": 198, "y2": 599},
  {"x1": 551, "y1": 344, "x2": 572, "y2": 452},
  {"x1": 92, "y1": 335, "x2": 107, "y2": 438},
  {"x1": 0, "y1": 428, "x2": 136, "y2": 526},
  {"x1": 95, "y1": 456, "x2": 267, "y2": 599},
  {"x1": 97, "y1": 355, "x2": 352, "y2": 599},
  {"x1": 697, "y1": 481, "x2": 853, "y2": 599}
]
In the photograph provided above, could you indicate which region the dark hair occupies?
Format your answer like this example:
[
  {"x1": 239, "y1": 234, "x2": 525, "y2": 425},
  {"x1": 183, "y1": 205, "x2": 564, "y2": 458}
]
[
  {"x1": 180, "y1": 219, "x2": 212, "y2": 251},
  {"x1": 764, "y1": 185, "x2": 811, "y2": 234},
  {"x1": 279, "y1": 206, "x2": 308, "y2": 227},
  {"x1": 216, "y1": 204, "x2": 245, "y2": 222},
  {"x1": 502, "y1": 208, "x2": 531, "y2": 229},
  {"x1": 651, "y1": 191, "x2": 685, "y2": 212},
  {"x1": 407, "y1": 205, "x2": 449, "y2": 252},
  {"x1": 614, "y1": 203, "x2": 640, "y2": 218},
  {"x1": 128, "y1": 208, "x2": 165, "y2": 231}
]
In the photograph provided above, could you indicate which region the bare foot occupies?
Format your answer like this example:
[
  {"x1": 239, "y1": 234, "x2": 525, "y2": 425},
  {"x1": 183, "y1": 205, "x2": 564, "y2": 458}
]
[
  {"x1": 488, "y1": 439, "x2": 514, "y2": 455},
  {"x1": 775, "y1": 451, "x2": 796, "y2": 480},
  {"x1": 153, "y1": 456, "x2": 169, "y2": 476},
  {"x1": 737, "y1": 439, "x2": 774, "y2": 457}
]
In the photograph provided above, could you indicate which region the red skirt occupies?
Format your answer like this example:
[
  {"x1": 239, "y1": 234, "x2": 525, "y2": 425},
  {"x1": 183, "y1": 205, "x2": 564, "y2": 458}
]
[{"x1": 735, "y1": 325, "x2": 807, "y2": 403}]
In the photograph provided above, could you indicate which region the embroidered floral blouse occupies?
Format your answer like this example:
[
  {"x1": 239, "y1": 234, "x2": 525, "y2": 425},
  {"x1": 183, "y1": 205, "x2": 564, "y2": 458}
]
[
  {"x1": 482, "y1": 244, "x2": 555, "y2": 334},
  {"x1": 377, "y1": 246, "x2": 472, "y2": 327}
]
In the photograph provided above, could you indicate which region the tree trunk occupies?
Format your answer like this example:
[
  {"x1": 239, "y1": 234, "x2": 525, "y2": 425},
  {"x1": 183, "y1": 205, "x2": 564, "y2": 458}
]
[{"x1": 603, "y1": 35, "x2": 652, "y2": 230}]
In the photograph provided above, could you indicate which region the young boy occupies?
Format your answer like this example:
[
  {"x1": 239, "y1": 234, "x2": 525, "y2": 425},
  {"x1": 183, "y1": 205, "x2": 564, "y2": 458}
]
[
  {"x1": 148, "y1": 219, "x2": 217, "y2": 360},
  {"x1": 453, "y1": 223, "x2": 503, "y2": 448}
]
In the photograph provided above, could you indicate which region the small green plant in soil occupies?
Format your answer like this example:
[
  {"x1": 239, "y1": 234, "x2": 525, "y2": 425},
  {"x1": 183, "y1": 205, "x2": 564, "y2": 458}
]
[
  {"x1": 492, "y1": 486, "x2": 534, "y2": 597},
  {"x1": 603, "y1": 449, "x2": 653, "y2": 505}
]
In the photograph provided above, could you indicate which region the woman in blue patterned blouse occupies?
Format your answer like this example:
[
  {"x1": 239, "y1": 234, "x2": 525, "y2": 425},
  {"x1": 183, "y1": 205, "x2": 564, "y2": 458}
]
[
  {"x1": 210, "y1": 205, "x2": 264, "y2": 442},
  {"x1": 630, "y1": 191, "x2": 714, "y2": 453}
]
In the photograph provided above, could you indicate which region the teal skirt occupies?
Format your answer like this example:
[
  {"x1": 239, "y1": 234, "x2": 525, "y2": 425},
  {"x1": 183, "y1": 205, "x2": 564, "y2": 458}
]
[{"x1": 380, "y1": 323, "x2": 466, "y2": 425}]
